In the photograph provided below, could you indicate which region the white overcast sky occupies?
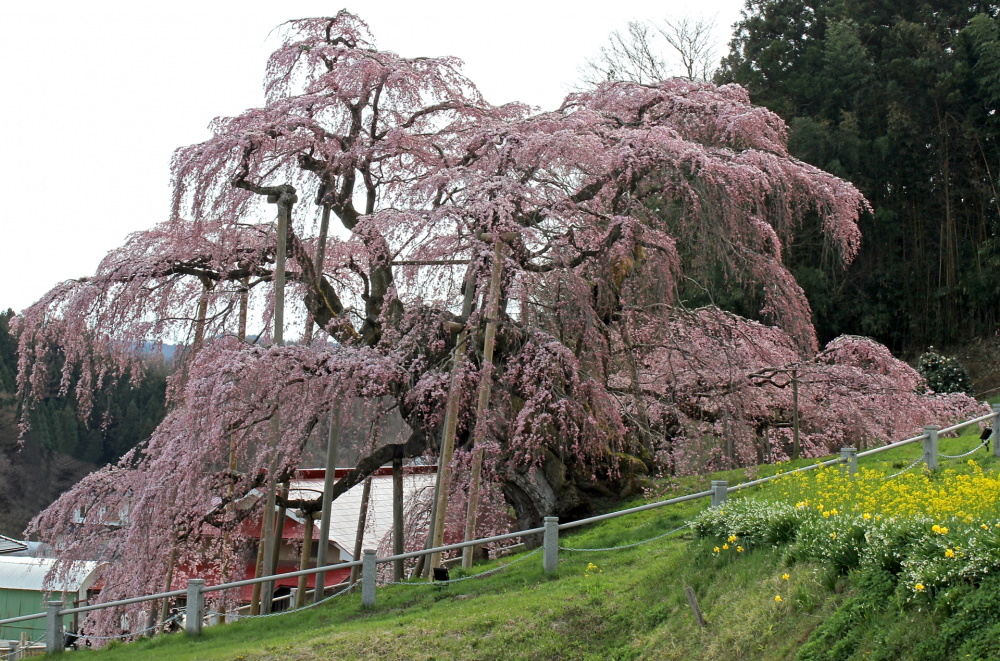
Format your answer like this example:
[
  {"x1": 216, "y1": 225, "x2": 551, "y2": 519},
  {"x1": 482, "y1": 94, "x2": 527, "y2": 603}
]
[{"x1": 0, "y1": 0, "x2": 746, "y2": 313}]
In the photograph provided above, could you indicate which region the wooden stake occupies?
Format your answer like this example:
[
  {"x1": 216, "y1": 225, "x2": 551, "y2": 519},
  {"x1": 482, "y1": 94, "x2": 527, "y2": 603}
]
[{"x1": 685, "y1": 586, "x2": 706, "y2": 628}]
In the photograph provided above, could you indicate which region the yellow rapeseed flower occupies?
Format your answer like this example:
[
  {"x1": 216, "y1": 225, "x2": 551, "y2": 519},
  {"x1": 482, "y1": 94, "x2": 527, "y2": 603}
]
[
  {"x1": 945, "y1": 548, "x2": 955, "y2": 558},
  {"x1": 727, "y1": 534, "x2": 738, "y2": 543},
  {"x1": 774, "y1": 595, "x2": 782, "y2": 602},
  {"x1": 722, "y1": 544, "x2": 729, "y2": 550},
  {"x1": 915, "y1": 583, "x2": 925, "y2": 591},
  {"x1": 736, "y1": 546, "x2": 744, "y2": 553},
  {"x1": 781, "y1": 573, "x2": 790, "y2": 580},
  {"x1": 713, "y1": 547, "x2": 720, "y2": 553}
]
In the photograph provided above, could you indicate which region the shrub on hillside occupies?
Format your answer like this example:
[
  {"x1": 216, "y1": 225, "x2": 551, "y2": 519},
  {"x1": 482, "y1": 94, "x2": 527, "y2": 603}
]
[{"x1": 916, "y1": 348, "x2": 974, "y2": 395}]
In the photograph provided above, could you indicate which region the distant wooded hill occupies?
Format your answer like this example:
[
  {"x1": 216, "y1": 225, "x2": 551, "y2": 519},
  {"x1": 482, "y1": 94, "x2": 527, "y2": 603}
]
[{"x1": 0, "y1": 309, "x2": 169, "y2": 537}]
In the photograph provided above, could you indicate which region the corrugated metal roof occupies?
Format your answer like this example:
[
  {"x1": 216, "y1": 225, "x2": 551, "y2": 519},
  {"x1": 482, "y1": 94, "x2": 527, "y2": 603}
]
[
  {"x1": 0, "y1": 557, "x2": 101, "y2": 593},
  {"x1": 288, "y1": 472, "x2": 435, "y2": 561},
  {"x1": 0, "y1": 536, "x2": 27, "y2": 555}
]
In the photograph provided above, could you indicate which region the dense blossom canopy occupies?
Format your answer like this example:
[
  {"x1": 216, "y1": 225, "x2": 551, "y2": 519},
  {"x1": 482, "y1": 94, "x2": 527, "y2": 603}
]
[{"x1": 12, "y1": 11, "x2": 980, "y2": 637}]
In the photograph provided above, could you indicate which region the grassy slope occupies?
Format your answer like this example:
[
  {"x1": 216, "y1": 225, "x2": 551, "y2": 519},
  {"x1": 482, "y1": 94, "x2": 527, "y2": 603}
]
[{"x1": 81, "y1": 431, "x2": 999, "y2": 661}]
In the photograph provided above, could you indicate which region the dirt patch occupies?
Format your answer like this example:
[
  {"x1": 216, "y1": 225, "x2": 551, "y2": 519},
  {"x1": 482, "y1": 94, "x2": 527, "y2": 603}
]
[{"x1": 943, "y1": 334, "x2": 1000, "y2": 399}]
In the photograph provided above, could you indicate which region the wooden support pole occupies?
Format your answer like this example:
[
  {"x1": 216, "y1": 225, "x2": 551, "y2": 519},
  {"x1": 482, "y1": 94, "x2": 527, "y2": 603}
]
[
  {"x1": 262, "y1": 479, "x2": 290, "y2": 614},
  {"x1": 791, "y1": 369, "x2": 800, "y2": 461},
  {"x1": 462, "y1": 239, "x2": 504, "y2": 568},
  {"x1": 428, "y1": 329, "x2": 468, "y2": 572},
  {"x1": 426, "y1": 260, "x2": 479, "y2": 573},
  {"x1": 259, "y1": 192, "x2": 293, "y2": 613},
  {"x1": 392, "y1": 457, "x2": 405, "y2": 582},
  {"x1": 350, "y1": 477, "x2": 374, "y2": 585},
  {"x1": 157, "y1": 540, "x2": 178, "y2": 628},
  {"x1": 314, "y1": 406, "x2": 341, "y2": 602},
  {"x1": 295, "y1": 514, "x2": 314, "y2": 608}
]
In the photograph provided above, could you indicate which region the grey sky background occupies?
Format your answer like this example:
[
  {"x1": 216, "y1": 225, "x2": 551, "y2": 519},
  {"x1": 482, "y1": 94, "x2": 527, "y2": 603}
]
[{"x1": 0, "y1": 0, "x2": 746, "y2": 313}]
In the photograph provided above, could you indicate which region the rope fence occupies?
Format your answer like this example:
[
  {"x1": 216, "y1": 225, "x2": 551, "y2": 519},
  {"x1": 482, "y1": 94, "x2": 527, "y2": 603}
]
[
  {"x1": 4, "y1": 403, "x2": 998, "y2": 655},
  {"x1": 559, "y1": 523, "x2": 690, "y2": 552}
]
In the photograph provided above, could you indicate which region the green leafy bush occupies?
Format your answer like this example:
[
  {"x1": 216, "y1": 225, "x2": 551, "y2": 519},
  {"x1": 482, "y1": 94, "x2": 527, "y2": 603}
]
[{"x1": 916, "y1": 347, "x2": 974, "y2": 395}]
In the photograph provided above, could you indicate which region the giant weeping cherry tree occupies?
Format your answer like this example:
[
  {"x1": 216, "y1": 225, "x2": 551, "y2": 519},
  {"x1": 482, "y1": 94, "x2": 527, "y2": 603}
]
[{"x1": 14, "y1": 12, "x2": 984, "y2": 634}]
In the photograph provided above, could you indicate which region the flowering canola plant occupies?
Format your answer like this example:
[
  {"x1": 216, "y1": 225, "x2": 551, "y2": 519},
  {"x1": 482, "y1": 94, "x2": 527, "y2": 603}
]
[{"x1": 693, "y1": 460, "x2": 1000, "y2": 598}]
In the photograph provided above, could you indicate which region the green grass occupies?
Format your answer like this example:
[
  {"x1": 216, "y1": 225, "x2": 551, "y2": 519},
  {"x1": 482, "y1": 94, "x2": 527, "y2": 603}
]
[{"x1": 77, "y1": 429, "x2": 1000, "y2": 660}]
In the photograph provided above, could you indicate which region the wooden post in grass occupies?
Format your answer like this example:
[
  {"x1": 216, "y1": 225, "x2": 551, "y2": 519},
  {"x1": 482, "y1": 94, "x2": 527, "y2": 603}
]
[
  {"x1": 923, "y1": 426, "x2": 939, "y2": 471},
  {"x1": 684, "y1": 587, "x2": 706, "y2": 628}
]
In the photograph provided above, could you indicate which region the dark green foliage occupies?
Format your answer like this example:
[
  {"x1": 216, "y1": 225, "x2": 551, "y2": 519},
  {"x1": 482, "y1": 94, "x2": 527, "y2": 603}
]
[
  {"x1": 912, "y1": 574, "x2": 1000, "y2": 660},
  {"x1": 0, "y1": 308, "x2": 168, "y2": 466},
  {"x1": 0, "y1": 307, "x2": 169, "y2": 536},
  {"x1": 916, "y1": 347, "x2": 975, "y2": 394},
  {"x1": 797, "y1": 570, "x2": 898, "y2": 661},
  {"x1": 720, "y1": 1, "x2": 1000, "y2": 351}
]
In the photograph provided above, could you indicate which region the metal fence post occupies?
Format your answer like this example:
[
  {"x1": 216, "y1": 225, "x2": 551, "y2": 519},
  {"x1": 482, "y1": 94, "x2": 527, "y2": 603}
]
[
  {"x1": 993, "y1": 404, "x2": 1000, "y2": 458},
  {"x1": 543, "y1": 517, "x2": 559, "y2": 575},
  {"x1": 923, "y1": 426, "x2": 939, "y2": 471},
  {"x1": 361, "y1": 549, "x2": 377, "y2": 609},
  {"x1": 185, "y1": 579, "x2": 205, "y2": 636},
  {"x1": 710, "y1": 480, "x2": 728, "y2": 507},
  {"x1": 45, "y1": 600, "x2": 63, "y2": 654},
  {"x1": 840, "y1": 447, "x2": 857, "y2": 476},
  {"x1": 8, "y1": 641, "x2": 17, "y2": 661}
]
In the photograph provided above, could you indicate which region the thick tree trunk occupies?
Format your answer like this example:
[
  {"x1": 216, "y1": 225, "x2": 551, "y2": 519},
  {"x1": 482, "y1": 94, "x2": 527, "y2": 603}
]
[{"x1": 501, "y1": 450, "x2": 617, "y2": 543}]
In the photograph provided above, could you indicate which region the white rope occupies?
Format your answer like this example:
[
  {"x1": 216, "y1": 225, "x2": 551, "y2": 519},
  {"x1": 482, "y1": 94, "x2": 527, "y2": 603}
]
[
  {"x1": 882, "y1": 456, "x2": 925, "y2": 480},
  {"x1": 75, "y1": 611, "x2": 184, "y2": 642},
  {"x1": 236, "y1": 581, "x2": 358, "y2": 620},
  {"x1": 559, "y1": 522, "x2": 690, "y2": 552},
  {"x1": 938, "y1": 438, "x2": 989, "y2": 459},
  {"x1": 387, "y1": 547, "x2": 543, "y2": 586}
]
